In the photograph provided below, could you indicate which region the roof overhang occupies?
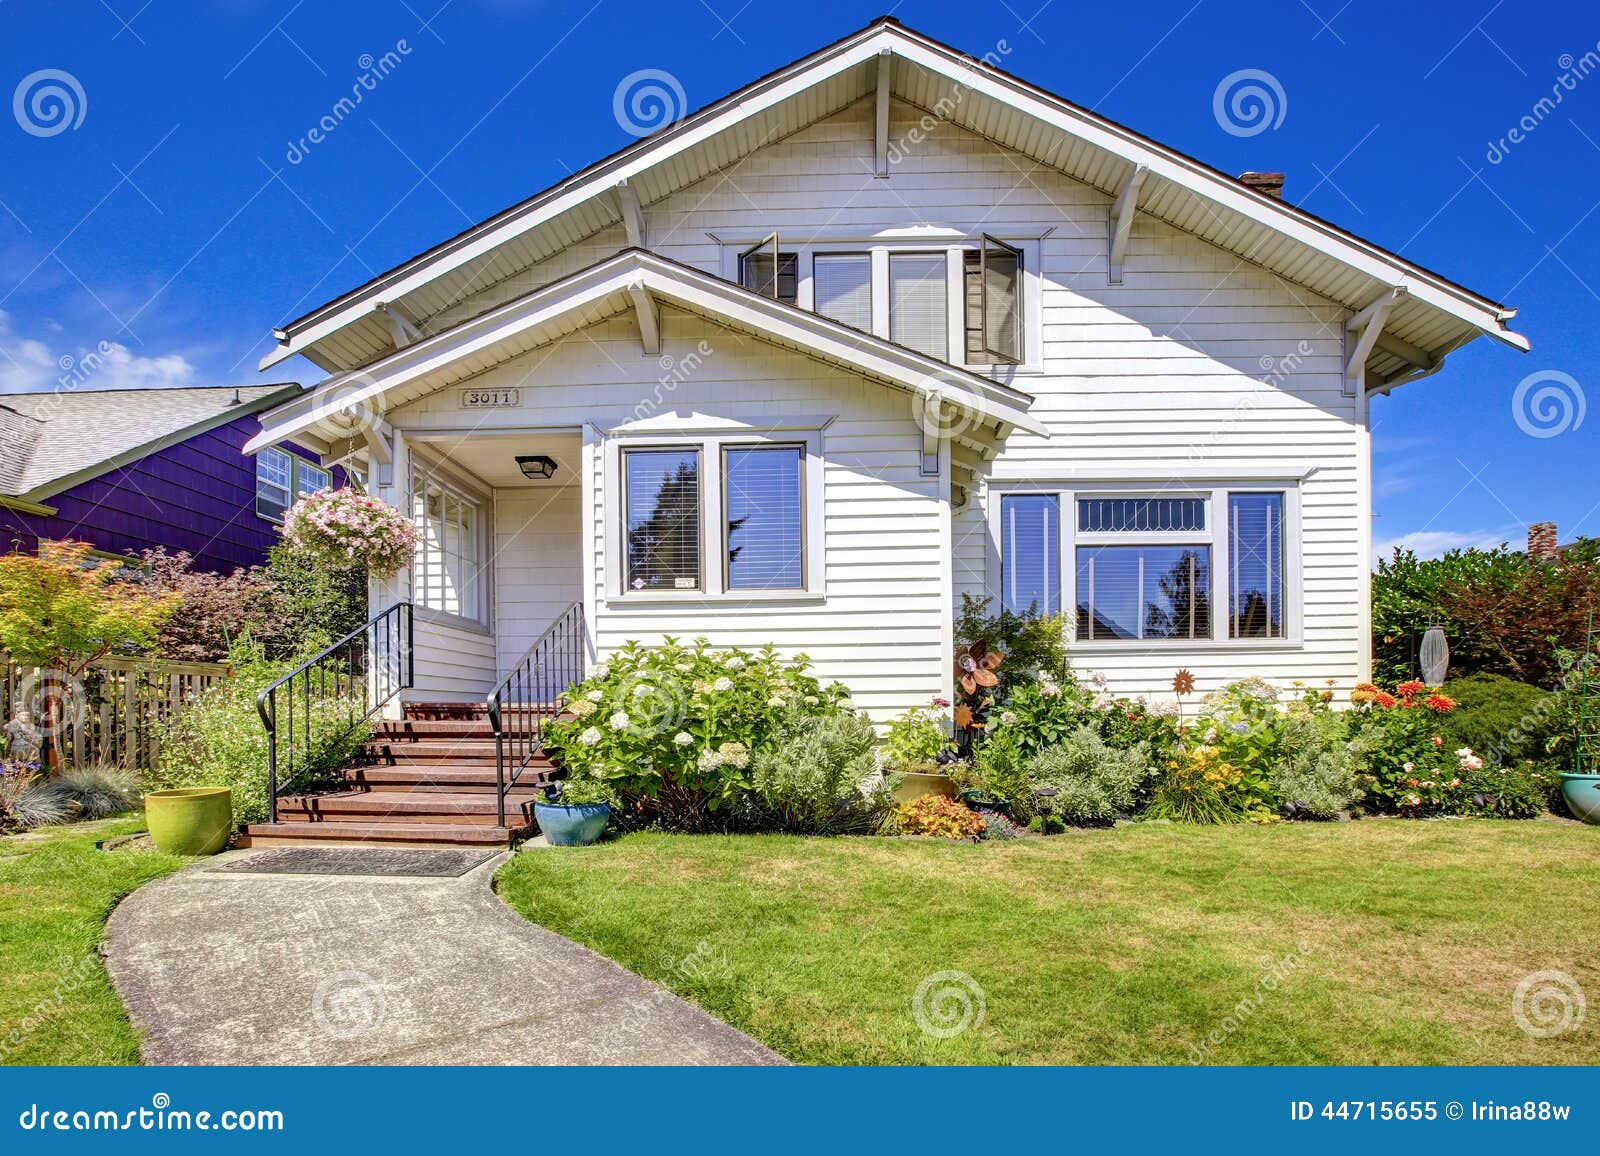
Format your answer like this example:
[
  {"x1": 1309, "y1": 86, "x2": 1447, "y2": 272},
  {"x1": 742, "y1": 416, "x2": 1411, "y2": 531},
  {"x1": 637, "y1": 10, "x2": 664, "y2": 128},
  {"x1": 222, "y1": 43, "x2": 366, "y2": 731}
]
[
  {"x1": 260, "y1": 18, "x2": 1525, "y2": 386},
  {"x1": 245, "y1": 249, "x2": 1048, "y2": 455}
]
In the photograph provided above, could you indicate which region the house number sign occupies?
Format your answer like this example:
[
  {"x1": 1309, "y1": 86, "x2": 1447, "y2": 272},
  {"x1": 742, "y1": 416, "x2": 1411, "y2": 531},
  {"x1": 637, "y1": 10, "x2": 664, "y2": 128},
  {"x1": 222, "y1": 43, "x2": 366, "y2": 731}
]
[{"x1": 460, "y1": 388, "x2": 520, "y2": 408}]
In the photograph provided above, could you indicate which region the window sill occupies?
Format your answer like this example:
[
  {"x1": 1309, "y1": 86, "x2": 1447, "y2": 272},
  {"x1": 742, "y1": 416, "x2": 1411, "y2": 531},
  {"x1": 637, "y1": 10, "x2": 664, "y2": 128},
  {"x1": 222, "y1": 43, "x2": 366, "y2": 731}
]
[
  {"x1": 603, "y1": 589, "x2": 826, "y2": 609},
  {"x1": 413, "y1": 606, "x2": 493, "y2": 636},
  {"x1": 1069, "y1": 637, "x2": 1301, "y2": 653}
]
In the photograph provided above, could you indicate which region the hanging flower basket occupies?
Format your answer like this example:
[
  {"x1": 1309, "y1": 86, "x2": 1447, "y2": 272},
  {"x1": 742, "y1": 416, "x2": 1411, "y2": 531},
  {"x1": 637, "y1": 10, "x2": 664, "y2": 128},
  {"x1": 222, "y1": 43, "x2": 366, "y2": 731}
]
[{"x1": 281, "y1": 488, "x2": 417, "y2": 579}]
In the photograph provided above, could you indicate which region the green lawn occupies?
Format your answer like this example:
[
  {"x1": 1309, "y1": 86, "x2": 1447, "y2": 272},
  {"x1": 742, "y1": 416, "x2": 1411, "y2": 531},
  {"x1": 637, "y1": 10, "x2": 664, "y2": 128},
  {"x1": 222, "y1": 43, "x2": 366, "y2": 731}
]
[
  {"x1": 498, "y1": 820, "x2": 1600, "y2": 1065},
  {"x1": 0, "y1": 819, "x2": 186, "y2": 1065}
]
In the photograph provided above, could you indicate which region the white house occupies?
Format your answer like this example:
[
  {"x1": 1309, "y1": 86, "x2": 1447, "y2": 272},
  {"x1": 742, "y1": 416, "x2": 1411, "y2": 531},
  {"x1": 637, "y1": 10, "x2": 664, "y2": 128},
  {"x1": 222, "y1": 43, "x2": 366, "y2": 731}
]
[{"x1": 246, "y1": 17, "x2": 1526, "y2": 722}]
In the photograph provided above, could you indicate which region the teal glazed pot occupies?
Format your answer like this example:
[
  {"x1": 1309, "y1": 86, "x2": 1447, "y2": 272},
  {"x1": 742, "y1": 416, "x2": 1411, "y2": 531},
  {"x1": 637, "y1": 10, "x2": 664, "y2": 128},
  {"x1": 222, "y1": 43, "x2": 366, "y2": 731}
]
[{"x1": 534, "y1": 802, "x2": 611, "y2": 845}]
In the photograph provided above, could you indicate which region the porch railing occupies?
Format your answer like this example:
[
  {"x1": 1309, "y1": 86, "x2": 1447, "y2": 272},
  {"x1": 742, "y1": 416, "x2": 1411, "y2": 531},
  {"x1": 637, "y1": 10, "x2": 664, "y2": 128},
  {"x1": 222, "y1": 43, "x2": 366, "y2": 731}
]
[
  {"x1": 486, "y1": 601, "x2": 585, "y2": 828},
  {"x1": 256, "y1": 602, "x2": 413, "y2": 824}
]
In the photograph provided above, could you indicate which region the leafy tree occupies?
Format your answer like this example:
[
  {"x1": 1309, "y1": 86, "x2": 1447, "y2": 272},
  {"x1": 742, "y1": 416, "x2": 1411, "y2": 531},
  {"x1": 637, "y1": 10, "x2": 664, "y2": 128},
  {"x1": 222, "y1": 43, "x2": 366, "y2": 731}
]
[{"x1": 0, "y1": 541, "x2": 180, "y2": 767}]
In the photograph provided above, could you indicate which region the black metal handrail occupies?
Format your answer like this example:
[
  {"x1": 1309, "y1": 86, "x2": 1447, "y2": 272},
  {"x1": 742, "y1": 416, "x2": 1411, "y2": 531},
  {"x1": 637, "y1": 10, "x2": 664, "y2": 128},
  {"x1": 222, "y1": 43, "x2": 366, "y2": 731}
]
[
  {"x1": 486, "y1": 601, "x2": 585, "y2": 828},
  {"x1": 256, "y1": 602, "x2": 414, "y2": 823}
]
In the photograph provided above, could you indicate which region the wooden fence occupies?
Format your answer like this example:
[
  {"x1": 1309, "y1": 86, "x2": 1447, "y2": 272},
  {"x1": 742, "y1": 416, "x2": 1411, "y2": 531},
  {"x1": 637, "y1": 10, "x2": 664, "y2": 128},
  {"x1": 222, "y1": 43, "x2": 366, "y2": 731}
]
[{"x1": 1, "y1": 653, "x2": 230, "y2": 773}]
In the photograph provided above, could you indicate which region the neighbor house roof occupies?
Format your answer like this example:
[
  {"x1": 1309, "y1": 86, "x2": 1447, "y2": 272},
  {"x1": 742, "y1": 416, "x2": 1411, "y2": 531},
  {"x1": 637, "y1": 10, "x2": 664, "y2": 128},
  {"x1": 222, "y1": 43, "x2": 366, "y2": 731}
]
[
  {"x1": 0, "y1": 383, "x2": 302, "y2": 502},
  {"x1": 258, "y1": 16, "x2": 1525, "y2": 388},
  {"x1": 245, "y1": 248, "x2": 1048, "y2": 456}
]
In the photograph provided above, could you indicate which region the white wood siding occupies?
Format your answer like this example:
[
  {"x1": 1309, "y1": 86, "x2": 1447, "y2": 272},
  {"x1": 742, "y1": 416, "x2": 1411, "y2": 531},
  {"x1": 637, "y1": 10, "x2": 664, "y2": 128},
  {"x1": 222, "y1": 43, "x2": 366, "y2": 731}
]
[
  {"x1": 493, "y1": 485, "x2": 583, "y2": 673},
  {"x1": 401, "y1": 96, "x2": 1370, "y2": 703},
  {"x1": 387, "y1": 310, "x2": 950, "y2": 719}
]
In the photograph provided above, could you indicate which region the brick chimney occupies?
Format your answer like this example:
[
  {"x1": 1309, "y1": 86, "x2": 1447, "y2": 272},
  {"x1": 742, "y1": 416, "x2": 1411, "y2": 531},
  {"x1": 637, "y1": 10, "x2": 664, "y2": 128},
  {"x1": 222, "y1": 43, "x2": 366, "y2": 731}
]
[
  {"x1": 1528, "y1": 521, "x2": 1559, "y2": 563},
  {"x1": 1239, "y1": 171, "x2": 1285, "y2": 199}
]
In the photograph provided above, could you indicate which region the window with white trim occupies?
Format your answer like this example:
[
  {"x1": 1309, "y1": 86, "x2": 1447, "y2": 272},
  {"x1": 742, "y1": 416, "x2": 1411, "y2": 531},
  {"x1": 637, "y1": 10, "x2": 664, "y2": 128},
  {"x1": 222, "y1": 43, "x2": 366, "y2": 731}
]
[
  {"x1": 255, "y1": 447, "x2": 330, "y2": 522},
  {"x1": 739, "y1": 234, "x2": 798, "y2": 305},
  {"x1": 611, "y1": 429, "x2": 822, "y2": 600},
  {"x1": 887, "y1": 251, "x2": 948, "y2": 359},
  {"x1": 410, "y1": 468, "x2": 483, "y2": 622},
  {"x1": 963, "y1": 235, "x2": 1022, "y2": 364},
  {"x1": 994, "y1": 486, "x2": 1295, "y2": 644},
  {"x1": 812, "y1": 252, "x2": 872, "y2": 332}
]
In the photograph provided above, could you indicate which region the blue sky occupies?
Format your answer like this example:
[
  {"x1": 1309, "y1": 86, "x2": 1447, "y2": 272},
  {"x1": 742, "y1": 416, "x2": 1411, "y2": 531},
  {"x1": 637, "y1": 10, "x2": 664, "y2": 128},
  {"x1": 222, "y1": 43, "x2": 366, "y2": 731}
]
[{"x1": 0, "y1": 0, "x2": 1592, "y2": 559}]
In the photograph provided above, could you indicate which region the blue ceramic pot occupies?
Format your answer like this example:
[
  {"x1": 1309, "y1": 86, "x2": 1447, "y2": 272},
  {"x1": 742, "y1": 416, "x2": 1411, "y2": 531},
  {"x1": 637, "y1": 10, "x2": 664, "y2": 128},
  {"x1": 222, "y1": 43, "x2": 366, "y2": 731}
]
[
  {"x1": 534, "y1": 801, "x2": 611, "y2": 845},
  {"x1": 1558, "y1": 773, "x2": 1600, "y2": 825}
]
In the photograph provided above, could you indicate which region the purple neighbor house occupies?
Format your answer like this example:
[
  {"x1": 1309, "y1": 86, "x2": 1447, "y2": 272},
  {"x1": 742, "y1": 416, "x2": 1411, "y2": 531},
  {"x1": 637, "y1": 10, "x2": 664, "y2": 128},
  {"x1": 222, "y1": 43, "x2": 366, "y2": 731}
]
[{"x1": 0, "y1": 383, "x2": 338, "y2": 573}]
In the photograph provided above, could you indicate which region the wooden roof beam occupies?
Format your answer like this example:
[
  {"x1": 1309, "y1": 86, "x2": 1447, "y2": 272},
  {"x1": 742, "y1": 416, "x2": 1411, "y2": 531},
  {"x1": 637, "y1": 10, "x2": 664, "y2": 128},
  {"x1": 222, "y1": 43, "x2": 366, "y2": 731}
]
[{"x1": 1107, "y1": 163, "x2": 1147, "y2": 284}]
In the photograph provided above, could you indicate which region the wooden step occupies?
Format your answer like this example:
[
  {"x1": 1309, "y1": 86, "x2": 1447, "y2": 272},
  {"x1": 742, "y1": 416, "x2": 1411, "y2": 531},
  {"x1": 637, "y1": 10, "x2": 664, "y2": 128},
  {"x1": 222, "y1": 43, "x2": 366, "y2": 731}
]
[
  {"x1": 360, "y1": 739, "x2": 503, "y2": 762},
  {"x1": 341, "y1": 765, "x2": 557, "y2": 792},
  {"x1": 401, "y1": 702, "x2": 558, "y2": 721},
  {"x1": 374, "y1": 719, "x2": 494, "y2": 739},
  {"x1": 245, "y1": 821, "x2": 529, "y2": 847},
  {"x1": 279, "y1": 791, "x2": 538, "y2": 822}
]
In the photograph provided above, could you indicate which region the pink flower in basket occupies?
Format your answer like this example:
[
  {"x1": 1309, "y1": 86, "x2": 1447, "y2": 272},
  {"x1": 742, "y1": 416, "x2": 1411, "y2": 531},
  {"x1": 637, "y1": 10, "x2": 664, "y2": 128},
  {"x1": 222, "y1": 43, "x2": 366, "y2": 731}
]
[{"x1": 281, "y1": 487, "x2": 417, "y2": 579}]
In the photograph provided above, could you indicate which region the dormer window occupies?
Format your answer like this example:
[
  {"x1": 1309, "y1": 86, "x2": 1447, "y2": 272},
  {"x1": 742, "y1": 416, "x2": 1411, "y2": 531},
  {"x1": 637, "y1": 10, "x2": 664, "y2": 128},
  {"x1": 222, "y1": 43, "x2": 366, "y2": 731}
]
[{"x1": 739, "y1": 234, "x2": 798, "y2": 305}]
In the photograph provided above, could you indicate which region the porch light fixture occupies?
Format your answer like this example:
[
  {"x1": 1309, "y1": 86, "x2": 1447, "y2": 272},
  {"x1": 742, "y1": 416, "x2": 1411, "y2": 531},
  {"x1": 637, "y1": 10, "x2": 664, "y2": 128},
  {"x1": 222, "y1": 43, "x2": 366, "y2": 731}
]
[{"x1": 516, "y1": 455, "x2": 558, "y2": 481}]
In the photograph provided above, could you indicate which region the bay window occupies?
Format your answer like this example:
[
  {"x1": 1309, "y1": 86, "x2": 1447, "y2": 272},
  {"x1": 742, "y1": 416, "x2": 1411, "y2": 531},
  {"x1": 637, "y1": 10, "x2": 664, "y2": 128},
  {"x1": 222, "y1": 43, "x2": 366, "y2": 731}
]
[{"x1": 994, "y1": 486, "x2": 1296, "y2": 644}]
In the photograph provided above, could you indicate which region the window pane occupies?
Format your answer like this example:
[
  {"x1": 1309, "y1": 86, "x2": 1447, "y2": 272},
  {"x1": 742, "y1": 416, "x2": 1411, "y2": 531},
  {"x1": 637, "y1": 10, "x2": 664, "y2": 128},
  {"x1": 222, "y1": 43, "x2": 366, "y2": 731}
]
[
  {"x1": 725, "y1": 446, "x2": 803, "y2": 590},
  {"x1": 410, "y1": 475, "x2": 482, "y2": 619},
  {"x1": 625, "y1": 449, "x2": 701, "y2": 591},
  {"x1": 888, "y1": 252, "x2": 948, "y2": 359},
  {"x1": 1000, "y1": 494, "x2": 1058, "y2": 616},
  {"x1": 255, "y1": 449, "x2": 291, "y2": 519},
  {"x1": 814, "y1": 253, "x2": 872, "y2": 331},
  {"x1": 740, "y1": 251, "x2": 798, "y2": 304},
  {"x1": 964, "y1": 242, "x2": 1021, "y2": 362},
  {"x1": 1078, "y1": 497, "x2": 1206, "y2": 533},
  {"x1": 1076, "y1": 546, "x2": 1210, "y2": 640},
  {"x1": 1230, "y1": 492, "x2": 1284, "y2": 638},
  {"x1": 296, "y1": 462, "x2": 330, "y2": 496}
]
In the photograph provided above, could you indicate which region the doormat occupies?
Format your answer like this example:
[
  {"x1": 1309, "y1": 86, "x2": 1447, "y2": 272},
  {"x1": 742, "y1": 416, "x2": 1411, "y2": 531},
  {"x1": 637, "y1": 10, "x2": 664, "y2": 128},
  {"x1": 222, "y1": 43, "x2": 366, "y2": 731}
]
[{"x1": 207, "y1": 847, "x2": 496, "y2": 878}]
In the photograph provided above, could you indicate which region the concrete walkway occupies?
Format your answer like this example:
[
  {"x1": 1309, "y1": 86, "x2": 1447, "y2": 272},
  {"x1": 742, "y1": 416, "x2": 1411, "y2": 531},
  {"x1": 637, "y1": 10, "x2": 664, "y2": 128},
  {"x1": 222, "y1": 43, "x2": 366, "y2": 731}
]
[{"x1": 104, "y1": 848, "x2": 783, "y2": 1065}]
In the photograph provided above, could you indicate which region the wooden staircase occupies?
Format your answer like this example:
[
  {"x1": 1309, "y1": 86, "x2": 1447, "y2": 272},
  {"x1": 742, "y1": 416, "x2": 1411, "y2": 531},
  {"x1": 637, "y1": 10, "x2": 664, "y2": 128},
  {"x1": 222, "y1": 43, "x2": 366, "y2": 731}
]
[{"x1": 244, "y1": 703, "x2": 559, "y2": 848}]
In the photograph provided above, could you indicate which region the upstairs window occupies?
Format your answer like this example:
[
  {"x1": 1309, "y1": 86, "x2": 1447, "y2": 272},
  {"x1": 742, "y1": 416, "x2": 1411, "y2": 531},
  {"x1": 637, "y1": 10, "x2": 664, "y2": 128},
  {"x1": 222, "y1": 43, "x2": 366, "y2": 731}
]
[
  {"x1": 963, "y1": 235, "x2": 1022, "y2": 364},
  {"x1": 623, "y1": 448, "x2": 703, "y2": 592},
  {"x1": 888, "y1": 252, "x2": 948, "y2": 360},
  {"x1": 812, "y1": 252, "x2": 872, "y2": 332},
  {"x1": 739, "y1": 234, "x2": 798, "y2": 305}
]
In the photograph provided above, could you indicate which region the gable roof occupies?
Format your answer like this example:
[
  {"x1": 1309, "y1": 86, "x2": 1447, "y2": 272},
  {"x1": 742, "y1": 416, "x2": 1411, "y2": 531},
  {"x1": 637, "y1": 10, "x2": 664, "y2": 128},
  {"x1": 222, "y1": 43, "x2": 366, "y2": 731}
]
[
  {"x1": 259, "y1": 17, "x2": 1525, "y2": 385},
  {"x1": 245, "y1": 248, "x2": 1047, "y2": 456},
  {"x1": 0, "y1": 383, "x2": 302, "y2": 501}
]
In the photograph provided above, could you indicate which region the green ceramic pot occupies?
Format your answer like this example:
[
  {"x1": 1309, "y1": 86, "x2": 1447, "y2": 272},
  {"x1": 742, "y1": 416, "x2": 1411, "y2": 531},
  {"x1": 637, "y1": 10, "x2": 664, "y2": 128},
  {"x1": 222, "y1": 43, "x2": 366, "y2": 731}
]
[
  {"x1": 145, "y1": 788, "x2": 233, "y2": 855},
  {"x1": 1558, "y1": 773, "x2": 1600, "y2": 825}
]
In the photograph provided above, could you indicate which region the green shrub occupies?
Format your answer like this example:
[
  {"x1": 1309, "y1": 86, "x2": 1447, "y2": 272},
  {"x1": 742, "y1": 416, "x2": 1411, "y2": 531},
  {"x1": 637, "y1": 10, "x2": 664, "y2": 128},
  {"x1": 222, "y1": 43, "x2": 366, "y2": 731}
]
[
  {"x1": 880, "y1": 704, "x2": 953, "y2": 771},
  {"x1": 1147, "y1": 744, "x2": 1270, "y2": 824},
  {"x1": 1438, "y1": 673, "x2": 1561, "y2": 766},
  {"x1": 1462, "y1": 761, "x2": 1558, "y2": 818},
  {"x1": 990, "y1": 678, "x2": 1091, "y2": 757},
  {"x1": 955, "y1": 595, "x2": 1069, "y2": 699},
  {"x1": 1028, "y1": 726, "x2": 1155, "y2": 827},
  {"x1": 1273, "y1": 704, "x2": 1360, "y2": 819},
  {"x1": 750, "y1": 712, "x2": 890, "y2": 834},
  {"x1": 150, "y1": 646, "x2": 369, "y2": 826},
  {"x1": 545, "y1": 638, "x2": 852, "y2": 831},
  {"x1": 963, "y1": 726, "x2": 1033, "y2": 817}
]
